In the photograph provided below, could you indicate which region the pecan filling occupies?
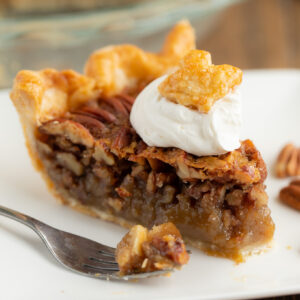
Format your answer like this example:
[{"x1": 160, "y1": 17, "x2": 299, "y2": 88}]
[{"x1": 36, "y1": 94, "x2": 274, "y2": 261}]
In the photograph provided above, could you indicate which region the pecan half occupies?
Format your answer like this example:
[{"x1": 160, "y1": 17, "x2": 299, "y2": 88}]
[
  {"x1": 291, "y1": 180, "x2": 300, "y2": 187},
  {"x1": 120, "y1": 100, "x2": 132, "y2": 112},
  {"x1": 112, "y1": 127, "x2": 131, "y2": 150},
  {"x1": 101, "y1": 97, "x2": 128, "y2": 116},
  {"x1": 79, "y1": 106, "x2": 116, "y2": 123},
  {"x1": 118, "y1": 94, "x2": 135, "y2": 105},
  {"x1": 279, "y1": 180, "x2": 300, "y2": 211},
  {"x1": 71, "y1": 113, "x2": 107, "y2": 131},
  {"x1": 275, "y1": 143, "x2": 300, "y2": 178}
]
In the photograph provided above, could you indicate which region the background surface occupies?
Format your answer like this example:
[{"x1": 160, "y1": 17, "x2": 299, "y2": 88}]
[{"x1": 200, "y1": 0, "x2": 300, "y2": 69}]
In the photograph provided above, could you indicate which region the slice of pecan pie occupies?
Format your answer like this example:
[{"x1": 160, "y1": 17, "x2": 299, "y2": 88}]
[{"x1": 10, "y1": 21, "x2": 274, "y2": 262}]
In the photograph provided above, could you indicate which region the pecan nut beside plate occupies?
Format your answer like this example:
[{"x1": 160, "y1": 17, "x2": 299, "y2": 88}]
[{"x1": 279, "y1": 180, "x2": 300, "y2": 211}]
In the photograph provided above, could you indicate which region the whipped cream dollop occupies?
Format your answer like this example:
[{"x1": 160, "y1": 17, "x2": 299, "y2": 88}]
[{"x1": 130, "y1": 75, "x2": 242, "y2": 157}]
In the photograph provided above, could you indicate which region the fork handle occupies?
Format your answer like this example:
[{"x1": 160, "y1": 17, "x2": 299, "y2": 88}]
[{"x1": 0, "y1": 204, "x2": 42, "y2": 231}]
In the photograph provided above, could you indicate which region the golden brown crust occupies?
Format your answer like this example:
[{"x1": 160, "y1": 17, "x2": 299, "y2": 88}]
[
  {"x1": 84, "y1": 20, "x2": 195, "y2": 96},
  {"x1": 10, "y1": 69, "x2": 98, "y2": 171},
  {"x1": 129, "y1": 139, "x2": 266, "y2": 184},
  {"x1": 10, "y1": 69, "x2": 98, "y2": 126},
  {"x1": 158, "y1": 50, "x2": 243, "y2": 113}
]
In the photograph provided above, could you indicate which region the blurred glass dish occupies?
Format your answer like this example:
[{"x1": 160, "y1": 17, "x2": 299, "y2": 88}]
[
  {"x1": 0, "y1": 0, "x2": 243, "y2": 88},
  {"x1": 1, "y1": 0, "x2": 155, "y2": 15}
]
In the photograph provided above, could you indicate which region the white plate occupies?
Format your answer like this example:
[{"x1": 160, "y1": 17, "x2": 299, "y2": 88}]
[{"x1": 0, "y1": 70, "x2": 300, "y2": 300}]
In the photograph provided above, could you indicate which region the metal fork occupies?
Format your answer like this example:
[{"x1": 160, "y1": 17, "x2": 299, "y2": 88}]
[{"x1": 0, "y1": 205, "x2": 171, "y2": 280}]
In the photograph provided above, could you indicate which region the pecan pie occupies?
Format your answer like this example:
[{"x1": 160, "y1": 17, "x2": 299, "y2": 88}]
[
  {"x1": 116, "y1": 222, "x2": 189, "y2": 275},
  {"x1": 10, "y1": 21, "x2": 274, "y2": 262}
]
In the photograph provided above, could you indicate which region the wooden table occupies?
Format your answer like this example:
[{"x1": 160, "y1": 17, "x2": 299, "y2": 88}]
[
  {"x1": 199, "y1": 0, "x2": 300, "y2": 69},
  {"x1": 201, "y1": 0, "x2": 300, "y2": 299}
]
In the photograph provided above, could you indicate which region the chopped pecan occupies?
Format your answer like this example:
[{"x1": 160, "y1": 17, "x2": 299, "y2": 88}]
[
  {"x1": 225, "y1": 189, "x2": 243, "y2": 206},
  {"x1": 81, "y1": 149, "x2": 93, "y2": 166},
  {"x1": 115, "y1": 187, "x2": 132, "y2": 198},
  {"x1": 222, "y1": 210, "x2": 233, "y2": 230},
  {"x1": 116, "y1": 225, "x2": 148, "y2": 274},
  {"x1": 161, "y1": 185, "x2": 176, "y2": 204},
  {"x1": 279, "y1": 180, "x2": 300, "y2": 211},
  {"x1": 131, "y1": 165, "x2": 144, "y2": 177},
  {"x1": 176, "y1": 161, "x2": 190, "y2": 179},
  {"x1": 146, "y1": 171, "x2": 156, "y2": 193},
  {"x1": 93, "y1": 141, "x2": 115, "y2": 166},
  {"x1": 56, "y1": 152, "x2": 83, "y2": 176},
  {"x1": 187, "y1": 182, "x2": 210, "y2": 199},
  {"x1": 177, "y1": 161, "x2": 205, "y2": 180},
  {"x1": 275, "y1": 143, "x2": 300, "y2": 178},
  {"x1": 36, "y1": 140, "x2": 53, "y2": 156},
  {"x1": 107, "y1": 198, "x2": 123, "y2": 212},
  {"x1": 147, "y1": 158, "x2": 163, "y2": 171},
  {"x1": 249, "y1": 184, "x2": 268, "y2": 206},
  {"x1": 92, "y1": 164, "x2": 115, "y2": 185},
  {"x1": 39, "y1": 119, "x2": 94, "y2": 148},
  {"x1": 131, "y1": 165, "x2": 148, "y2": 182},
  {"x1": 120, "y1": 174, "x2": 135, "y2": 193},
  {"x1": 156, "y1": 173, "x2": 175, "y2": 188},
  {"x1": 54, "y1": 136, "x2": 80, "y2": 153}
]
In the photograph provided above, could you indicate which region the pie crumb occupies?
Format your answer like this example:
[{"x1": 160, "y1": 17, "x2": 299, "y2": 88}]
[{"x1": 116, "y1": 222, "x2": 189, "y2": 275}]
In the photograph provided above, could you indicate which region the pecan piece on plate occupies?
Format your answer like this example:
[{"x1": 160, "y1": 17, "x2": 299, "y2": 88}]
[
  {"x1": 275, "y1": 143, "x2": 300, "y2": 178},
  {"x1": 279, "y1": 180, "x2": 300, "y2": 211}
]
